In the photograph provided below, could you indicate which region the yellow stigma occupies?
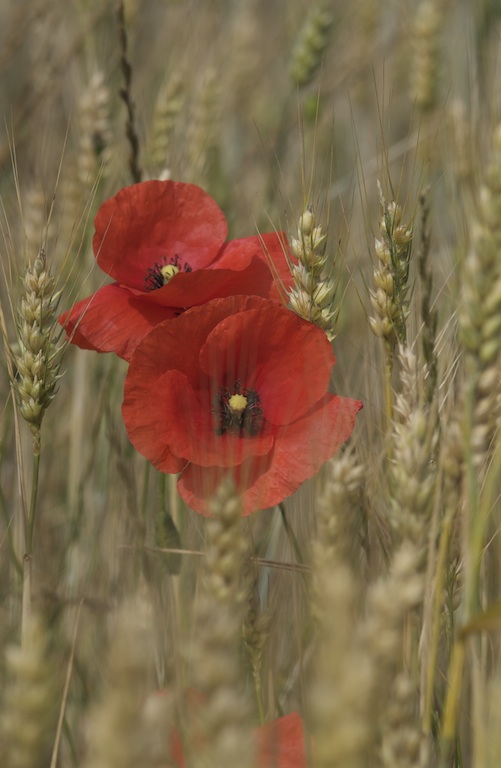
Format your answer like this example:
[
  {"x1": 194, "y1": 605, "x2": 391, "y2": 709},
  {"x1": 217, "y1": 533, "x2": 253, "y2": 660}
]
[
  {"x1": 160, "y1": 264, "x2": 180, "y2": 284},
  {"x1": 229, "y1": 393, "x2": 248, "y2": 412}
]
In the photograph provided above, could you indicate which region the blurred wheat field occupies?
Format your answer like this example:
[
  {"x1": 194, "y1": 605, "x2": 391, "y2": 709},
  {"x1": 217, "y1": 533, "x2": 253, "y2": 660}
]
[{"x1": 1, "y1": 0, "x2": 501, "y2": 766}]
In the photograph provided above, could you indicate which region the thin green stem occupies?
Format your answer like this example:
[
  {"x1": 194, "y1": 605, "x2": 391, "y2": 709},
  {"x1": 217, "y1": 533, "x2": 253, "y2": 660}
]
[
  {"x1": 159, "y1": 470, "x2": 167, "y2": 513},
  {"x1": 26, "y1": 447, "x2": 41, "y2": 556},
  {"x1": 253, "y1": 667, "x2": 266, "y2": 726},
  {"x1": 140, "y1": 459, "x2": 150, "y2": 520},
  {"x1": 0, "y1": 482, "x2": 23, "y2": 578},
  {"x1": 439, "y1": 638, "x2": 465, "y2": 768},
  {"x1": 423, "y1": 504, "x2": 454, "y2": 737},
  {"x1": 384, "y1": 346, "x2": 394, "y2": 445},
  {"x1": 22, "y1": 441, "x2": 41, "y2": 641}
]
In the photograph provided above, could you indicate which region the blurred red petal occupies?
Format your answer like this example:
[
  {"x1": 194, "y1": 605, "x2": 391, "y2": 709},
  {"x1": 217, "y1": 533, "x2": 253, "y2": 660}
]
[
  {"x1": 258, "y1": 712, "x2": 308, "y2": 768},
  {"x1": 166, "y1": 701, "x2": 308, "y2": 768}
]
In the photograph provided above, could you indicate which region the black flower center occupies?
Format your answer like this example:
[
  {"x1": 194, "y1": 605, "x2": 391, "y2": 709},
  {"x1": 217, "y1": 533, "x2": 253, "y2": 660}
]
[
  {"x1": 212, "y1": 382, "x2": 264, "y2": 436},
  {"x1": 144, "y1": 254, "x2": 192, "y2": 291}
]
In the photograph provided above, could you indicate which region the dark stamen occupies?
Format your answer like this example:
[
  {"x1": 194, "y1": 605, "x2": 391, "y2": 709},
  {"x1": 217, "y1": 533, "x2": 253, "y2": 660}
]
[
  {"x1": 144, "y1": 254, "x2": 192, "y2": 291},
  {"x1": 212, "y1": 381, "x2": 264, "y2": 436}
]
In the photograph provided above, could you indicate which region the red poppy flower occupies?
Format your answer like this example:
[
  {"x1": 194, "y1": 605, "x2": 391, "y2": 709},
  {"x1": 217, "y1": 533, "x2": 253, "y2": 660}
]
[
  {"x1": 160, "y1": 688, "x2": 308, "y2": 768},
  {"x1": 59, "y1": 180, "x2": 292, "y2": 361},
  {"x1": 169, "y1": 711, "x2": 308, "y2": 768},
  {"x1": 123, "y1": 295, "x2": 362, "y2": 515}
]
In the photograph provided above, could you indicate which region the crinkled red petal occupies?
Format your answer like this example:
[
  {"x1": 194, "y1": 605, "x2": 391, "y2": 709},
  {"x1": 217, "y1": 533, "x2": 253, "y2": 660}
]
[
  {"x1": 126, "y1": 296, "x2": 277, "y2": 385},
  {"x1": 245, "y1": 394, "x2": 363, "y2": 507},
  {"x1": 122, "y1": 369, "x2": 187, "y2": 474},
  {"x1": 93, "y1": 180, "x2": 227, "y2": 289},
  {"x1": 124, "y1": 368, "x2": 274, "y2": 469},
  {"x1": 213, "y1": 231, "x2": 293, "y2": 302},
  {"x1": 178, "y1": 394, "x2": 362, "y2": 515},
  {"x1": 58, "y1": 283, "x2": 178, "y2": 361},
  {"x1": 199, "y1": 305, "x2": 334, "y2": 424},
  {"x1": 144, "y1": 265, "x2": 269, "y2": 309},
  {"x1": 146, "y1": 232, "x2": 292, "y2": 309}
]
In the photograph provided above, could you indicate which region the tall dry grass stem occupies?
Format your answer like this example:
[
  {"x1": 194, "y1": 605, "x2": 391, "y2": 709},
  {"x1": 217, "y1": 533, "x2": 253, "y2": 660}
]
[
  {"x1": 150, "y1": 70, "x2": 184, "y2": 178},
  {"x1": 83, "y1": 597, "x2": 167, "y2": 768},
  {"x1": 1, "y1": 613, "x2": 58, "y2": 768},
  {"x1": 410, "y1": 0, "x2": 444, "y2": 113},
  {"x1": 182, "y1": 478, "x2": 253, "y2": 768},
  {"x1": 416, "y1": 188, "x2": 438, "y2": 404},
  {"x1": 310, "y1": 452, "x2": 369, "y2": 768},
  {"x1": 441, "y1": 122, "x2": 501, "y2": 766},
  {"x1": 117, "y1": 0, "x2": 141, "y2": 184},
  {"x1": 289, "y1": 0, "x2": 334, "y2": 89},
  {"x1": 77, "y1": 71, "x2": 111, "y2": 187}
]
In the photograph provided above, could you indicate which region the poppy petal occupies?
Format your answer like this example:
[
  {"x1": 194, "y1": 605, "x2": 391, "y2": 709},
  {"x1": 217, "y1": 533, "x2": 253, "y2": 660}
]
[
  {"x1": 214, "y1": 231, "x2": 293, "y2": 302},
  {"x1": 122, "y1": 368, "x2": 188, "y2": 474},
  {"x1": 125, "y1": 369, "x2": 274, "y2": 468},
  {"x1": 59, "y1": 283, "x2": 178, "y2": 361},
  {"x1": 144, "y1": 266, "x2": 270, "y2": 309},
  {"x1": 178, "y1": 394, "x2": 362, "y2": 515},
  {"x1": 257, "y1": 712, "x2": 308, "y2": 768},
  {"x1": 94, "y1": 180, "x2": 228, "y2": 289},
  {"x1": 199, "y1": 306, "x2": 335, "y2": 424},
  {"x1": 245, "y1": 394, "x2": 363, "y2": 508},
  {"x1": 177, "y1": 453, "x2": 273, "y2": 517},
  {"x1": 126, "y1": 296, "x2": 276, "y2": 385},
  {"x1": 145, "y1": 232, "x2": 292, "y2": 309}
]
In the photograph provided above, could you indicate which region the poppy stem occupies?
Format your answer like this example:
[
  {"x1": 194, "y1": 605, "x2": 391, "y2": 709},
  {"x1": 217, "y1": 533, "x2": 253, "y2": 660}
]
[
  {"x1": 140, "y1": 459, "x2": 150, "y2": 520},
  {"x1": 384, "y1": 346, "x2": 394, "y2": 452},
  {"x1": 278, "y1": 503, "x2": 304, "y2": 565},
  {"x1": 22, "y1": 445, "x2": 41, "y2": 642}
]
